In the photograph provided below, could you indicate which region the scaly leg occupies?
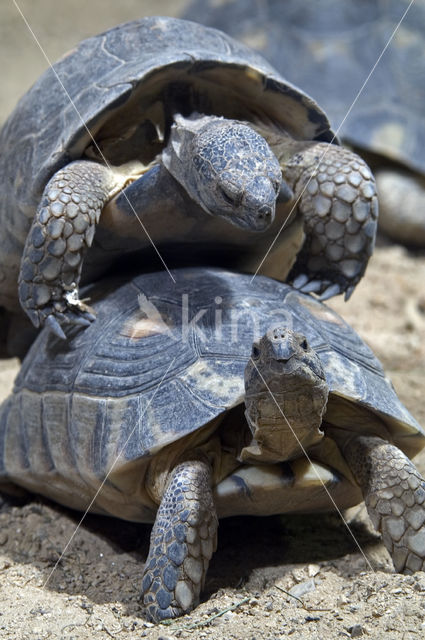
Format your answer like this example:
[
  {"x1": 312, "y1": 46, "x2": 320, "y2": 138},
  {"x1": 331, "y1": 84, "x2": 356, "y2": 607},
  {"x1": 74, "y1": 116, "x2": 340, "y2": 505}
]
[
  {"x1": 343, "y1": 435, "x2": 425, "y2": 573},
  {"x1": 283, "y1": 143, "x2": 378, "y2": 300},
  {"x1": 141, "y1": 458, "x2": 218, "y2": 622},
  {"x1": 18, "y1": 160, "x2": 121, "y2": 337}
]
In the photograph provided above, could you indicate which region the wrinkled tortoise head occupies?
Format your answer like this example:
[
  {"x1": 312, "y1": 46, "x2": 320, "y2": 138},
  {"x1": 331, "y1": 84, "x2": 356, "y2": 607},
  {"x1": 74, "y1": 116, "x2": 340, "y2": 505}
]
[{"x1": 242, "y1": 327, "x2": 329, "y2": 464}]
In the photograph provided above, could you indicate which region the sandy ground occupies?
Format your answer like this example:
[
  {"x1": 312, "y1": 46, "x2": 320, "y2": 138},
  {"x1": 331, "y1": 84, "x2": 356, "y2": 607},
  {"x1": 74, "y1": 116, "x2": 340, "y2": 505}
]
[{"x1": 1, "y1": 2, "x2": 425, "y2": 639}]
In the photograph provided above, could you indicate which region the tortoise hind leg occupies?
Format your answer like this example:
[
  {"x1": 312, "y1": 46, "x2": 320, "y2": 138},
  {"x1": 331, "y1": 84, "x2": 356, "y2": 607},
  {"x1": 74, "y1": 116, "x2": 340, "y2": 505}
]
[
  {"x1": 141, "y1": 457, "x2": 218, "y2": 622},
  {"x1": 342, "y1": 435, "x2": 425, "y2": 573},
  {"x1": 18, "y1": 160, "x2": 121, "y2": 337}
]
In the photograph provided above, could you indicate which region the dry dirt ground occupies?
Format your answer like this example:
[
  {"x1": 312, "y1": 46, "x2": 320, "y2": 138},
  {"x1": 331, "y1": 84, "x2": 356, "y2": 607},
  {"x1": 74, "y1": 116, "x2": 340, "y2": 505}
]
[{"x1": 1, "y1": 2, "x2": 425, "y2": 639}]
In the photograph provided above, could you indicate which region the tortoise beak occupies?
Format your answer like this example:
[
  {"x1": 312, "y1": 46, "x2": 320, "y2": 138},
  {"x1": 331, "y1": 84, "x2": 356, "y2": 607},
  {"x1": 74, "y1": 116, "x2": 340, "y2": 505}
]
[
  {"x1": 241, "y1": 176, "x2": 278, "y2": 231},
  {"x1": 270, "y1": 335, "x2": 298, "y2": 362},
  {"x1": 231, "y1": 202, "x2": 275, "y2": 231}
]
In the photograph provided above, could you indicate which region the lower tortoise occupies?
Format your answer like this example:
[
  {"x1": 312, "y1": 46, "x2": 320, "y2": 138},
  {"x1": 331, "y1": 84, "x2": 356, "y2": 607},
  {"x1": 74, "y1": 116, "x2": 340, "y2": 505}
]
[{"x1": 0, "y1": 267, "x2": 424, "y2": 621}]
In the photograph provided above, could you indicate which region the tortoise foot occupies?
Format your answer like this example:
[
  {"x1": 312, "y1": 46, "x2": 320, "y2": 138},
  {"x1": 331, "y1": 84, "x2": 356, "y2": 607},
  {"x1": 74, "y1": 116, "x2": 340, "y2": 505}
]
[
  {"x1": 21, "y1": 284, "x2": 96, "y2": 338},
  {"x1": 43, "y1": 303, "x2": 96, "y2": 340},
  {"x1": 141, "y1": 458, "x2": 217, "y2": 622},
  {"x1": 343, "y1": 435, "x2": 425, "y2": 573},
  {"x1": 286, "y1": 143, "x2": 378, "y2": 297}
]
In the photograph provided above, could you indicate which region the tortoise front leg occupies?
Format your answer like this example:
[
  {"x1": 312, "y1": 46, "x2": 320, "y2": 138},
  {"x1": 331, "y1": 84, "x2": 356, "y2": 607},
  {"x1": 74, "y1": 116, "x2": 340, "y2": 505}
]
[
  {"x1": 18, "y1": 160, "x2": 121, "y2": 338},
  {"x1": 284, "y1": 143, "x2": 378, "y2": 300},
  {"x1": 342, "y1": 435, "x2": 425, "y2": 573},
  {"x1": 142, "y1": 458, "x2": 218, "y2": 622}
]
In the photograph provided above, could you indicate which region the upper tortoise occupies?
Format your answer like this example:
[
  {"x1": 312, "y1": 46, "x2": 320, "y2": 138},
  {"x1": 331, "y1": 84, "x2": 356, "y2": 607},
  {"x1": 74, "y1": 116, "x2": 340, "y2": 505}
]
[
  {"x1": 0, "y1": 267, "x2": 423, "y2": 622},
  {"x1": 0, "y1": 16, "x2": 377, "y2": 353}
]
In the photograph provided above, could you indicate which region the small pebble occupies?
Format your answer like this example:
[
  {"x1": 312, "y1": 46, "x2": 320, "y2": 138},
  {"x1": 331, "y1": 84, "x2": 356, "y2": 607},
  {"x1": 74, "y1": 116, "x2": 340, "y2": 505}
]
[
  {"x1": 349, "y1": 623, "x2": 364, "y2": 637},
  {"x1": 414, "y1": 578, "x2": 425, "y2": 592},
  {"x1": 292, "y1": 568, "x2": 306, "y2": 583},
  {"x1": 289, "y1": 578, "x2": 316, "y2": 599}
]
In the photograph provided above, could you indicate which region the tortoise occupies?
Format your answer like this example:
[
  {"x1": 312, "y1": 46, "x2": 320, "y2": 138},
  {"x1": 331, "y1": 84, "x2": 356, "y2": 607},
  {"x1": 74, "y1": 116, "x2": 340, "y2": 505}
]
[
  {"x1": 184, "y1": 0, "x2": 425, "y2": 245},
  {"x1": 0, "y1": 16, "x2": 378, "y2": 355},
  {"x1": 0, "y1": 266, "x2": 424, "y2": 622}
]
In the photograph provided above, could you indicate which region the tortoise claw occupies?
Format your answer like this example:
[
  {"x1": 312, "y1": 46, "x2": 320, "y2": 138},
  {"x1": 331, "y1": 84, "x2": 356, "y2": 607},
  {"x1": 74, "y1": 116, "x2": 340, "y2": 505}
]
[
  {"x1": 299, "y1": 280, "x2": 323, "y2": 294},
  {"x1": 344, "y1": 285, "x2": 355, "y2": 301},
  {"x1": 37, "y1": 302, "x2": 96, "y2": 338},
  {"x1": 67, "y1": 312, "x2": 96, "y2": 327},
  {"x1": 45, "y1": 315, "x2": 67, "y2": 340},
  {"x1": 319, "y1": 283, "x2": 343, "y2": 301},
  {"x1": 292, "y1": 274, "x2": 309, "y2": 290}
]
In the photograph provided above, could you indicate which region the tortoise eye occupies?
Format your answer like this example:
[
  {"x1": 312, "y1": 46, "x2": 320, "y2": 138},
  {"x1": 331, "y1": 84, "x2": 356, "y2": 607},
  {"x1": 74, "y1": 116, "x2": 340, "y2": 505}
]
[
  {"x1": 300, "y1": 338, "x2": 309, "y2": 350},
  {"x1": 251, "y1": 345, "x2": 260, "y2": 359},
  {"x1": 220, "y1": 182, "x2": 243, "y2": 207},
  {"x1": 220, "y1": 187, "x2": 235, "y2": 205}
]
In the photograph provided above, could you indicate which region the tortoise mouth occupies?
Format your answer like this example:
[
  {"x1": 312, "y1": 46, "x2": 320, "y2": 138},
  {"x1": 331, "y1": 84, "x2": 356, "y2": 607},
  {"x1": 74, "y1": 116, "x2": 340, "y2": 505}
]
[{"x1": 221, "y1": 205, "x2": 275, "y2": 232}]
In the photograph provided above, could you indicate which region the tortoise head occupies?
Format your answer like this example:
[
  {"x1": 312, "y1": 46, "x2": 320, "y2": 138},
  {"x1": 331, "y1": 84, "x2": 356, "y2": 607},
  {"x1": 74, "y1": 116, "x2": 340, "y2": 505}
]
[
  {"x1": 191, "y1": 120, "x2": 282, "y2": 231},
  {"x1": 164, "y1": 114, "x2": 284, "y2": 231},
  {"x1": 241, "y1": 327, "x2": 329, "y2": 463},
  {"x1": 246, "y1": 327, "x2": 327, "y2": 388}
]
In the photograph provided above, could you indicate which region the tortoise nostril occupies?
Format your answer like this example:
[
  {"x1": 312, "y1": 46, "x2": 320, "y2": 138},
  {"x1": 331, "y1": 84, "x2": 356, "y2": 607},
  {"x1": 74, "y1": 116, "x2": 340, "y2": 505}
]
[{"x1": 258, "y1": 205, "x2": 272, "y2": 218}]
